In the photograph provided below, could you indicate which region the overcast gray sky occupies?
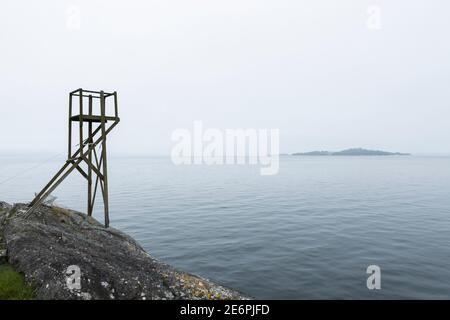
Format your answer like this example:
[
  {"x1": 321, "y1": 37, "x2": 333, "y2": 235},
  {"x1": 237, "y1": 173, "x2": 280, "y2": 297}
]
[{"x1": 1, "y1": 0, "x2": 449, "y2": 155}]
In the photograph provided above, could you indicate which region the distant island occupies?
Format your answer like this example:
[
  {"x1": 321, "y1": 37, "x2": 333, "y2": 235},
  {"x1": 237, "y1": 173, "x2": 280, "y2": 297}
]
[{"x1": 292, "y1": 148, "x2": 410, "y2": 156}]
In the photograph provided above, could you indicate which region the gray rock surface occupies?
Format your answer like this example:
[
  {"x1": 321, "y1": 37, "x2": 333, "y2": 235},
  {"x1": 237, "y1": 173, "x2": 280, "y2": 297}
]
[
  {"x1": 0, "y1": 202, "x2": 248, "y2": 300},
  {"x1": 0, "y1": 202, "x2": 9, "y2": 264}
]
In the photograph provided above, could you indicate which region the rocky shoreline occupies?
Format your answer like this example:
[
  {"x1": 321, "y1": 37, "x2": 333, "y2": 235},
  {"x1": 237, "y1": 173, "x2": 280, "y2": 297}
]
[{"x1": 0, "y1": 201, "x2": 248, "y2": 300}]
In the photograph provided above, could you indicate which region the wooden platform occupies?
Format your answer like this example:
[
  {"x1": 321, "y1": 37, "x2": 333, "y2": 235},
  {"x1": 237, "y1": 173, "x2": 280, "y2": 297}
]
[{"x1": 70, "y1": 115, "x2": 120, "y2": 123}]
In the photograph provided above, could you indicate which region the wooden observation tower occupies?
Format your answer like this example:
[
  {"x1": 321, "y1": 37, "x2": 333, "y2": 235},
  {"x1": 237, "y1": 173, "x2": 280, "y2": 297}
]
[{"x1": 27, "y1": 89, "x2": 120, "y2": 227}]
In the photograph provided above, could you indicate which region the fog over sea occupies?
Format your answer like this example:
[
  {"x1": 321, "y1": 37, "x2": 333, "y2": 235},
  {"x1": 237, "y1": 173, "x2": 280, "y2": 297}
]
[{"x1": 1, "y1": 154, "x2": 450, "y2": 299}]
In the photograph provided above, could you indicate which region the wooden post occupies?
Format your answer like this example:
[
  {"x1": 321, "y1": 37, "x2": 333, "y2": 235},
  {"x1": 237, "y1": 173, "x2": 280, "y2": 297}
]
[
  {"x1": 114, "y1": 91, "x2": 118, "y2": 118},
  {"x1": 68, "y1": 93, "x2": 73, "y2": 159},
  {"x1": 79, "y1": 90, "x2": 84, "y2": 158},
  {"x1": 88, "y1": 95, "x2": 93, "y2": 216},
  {"x1": 100, "y1": 91, "x2": 110, "y2": 227}
]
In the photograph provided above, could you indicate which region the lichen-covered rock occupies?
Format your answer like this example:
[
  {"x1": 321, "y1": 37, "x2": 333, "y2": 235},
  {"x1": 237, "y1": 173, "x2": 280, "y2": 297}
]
[
  {"x1": 0, "y1": 201, "x2": 11, "y2": 210},
  {"x1": 0, "y1": 202, "x2": 248, "y2": 300},
  {"x1": 0, "y1": 202, "x2": 9, "y2": 264},
  {"x1": 0, "y1": 201, "x2": 11, "y2": 228}
]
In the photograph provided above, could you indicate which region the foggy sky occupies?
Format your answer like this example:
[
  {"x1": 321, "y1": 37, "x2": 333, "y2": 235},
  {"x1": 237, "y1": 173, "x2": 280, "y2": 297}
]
[{"x1": 1, "y1": 0, "x2": 449, "y2": 155}]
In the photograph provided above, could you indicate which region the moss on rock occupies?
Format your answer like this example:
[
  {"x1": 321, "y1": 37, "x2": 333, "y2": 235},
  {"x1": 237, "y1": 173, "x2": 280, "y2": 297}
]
[{"x1": 0, "y1": 264, "x2": 35, "y2": 300}]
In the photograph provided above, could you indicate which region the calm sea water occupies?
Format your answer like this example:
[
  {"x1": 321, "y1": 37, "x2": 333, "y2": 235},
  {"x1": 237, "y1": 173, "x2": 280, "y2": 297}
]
[{"x1": 1, "y1": 154, "x2": 450, "y2": 299}]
